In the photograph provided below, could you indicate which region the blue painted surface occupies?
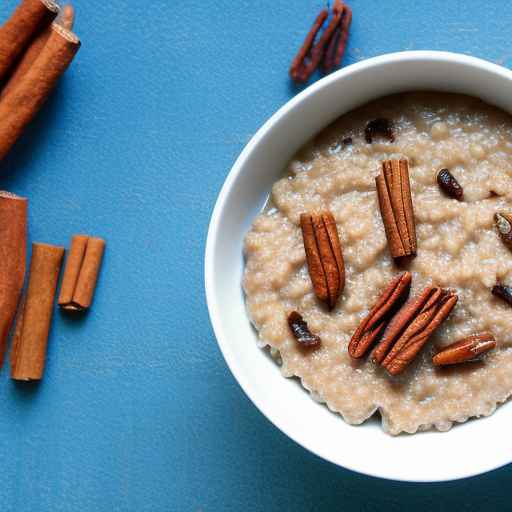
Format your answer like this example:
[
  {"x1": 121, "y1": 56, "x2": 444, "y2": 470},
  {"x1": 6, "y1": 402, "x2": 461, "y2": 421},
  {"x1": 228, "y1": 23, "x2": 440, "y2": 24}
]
[{"x1": 0, "y1": 0, "x2": 511, "y2": 510}]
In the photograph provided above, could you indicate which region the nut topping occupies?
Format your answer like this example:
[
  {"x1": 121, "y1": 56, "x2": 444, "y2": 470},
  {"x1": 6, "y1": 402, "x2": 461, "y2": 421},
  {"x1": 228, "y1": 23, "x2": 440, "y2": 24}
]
[
  {"x1": 437, "y1": 169, "x2": 463, "y2": 200},
  {"x1": 376, "y1": 159, "x2": 417, "y2": 258},
  {"x1": 495, "y1": 212, "x2": 512, "y2": 248},
  {"x1": 432, "y1": 333, "x2": 496, "y2": 366},
  {"x1": 373, "y1": 287, "x2": 458, "y2": 375},
  {"x1": 300, "y1": 212, "x2": 345, "y2": 309},
  {"x1": 288, "y1": 311, "x2": 321, "y2": 347},
  {"x1": 348, "y1": 272, "x2": 411, "y2": 358}
]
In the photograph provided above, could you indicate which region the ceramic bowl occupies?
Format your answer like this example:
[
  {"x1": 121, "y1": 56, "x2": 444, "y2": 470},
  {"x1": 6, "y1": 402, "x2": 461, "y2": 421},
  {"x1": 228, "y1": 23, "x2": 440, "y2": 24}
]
[{"x1": 205, "y1": 51, "x2": 512, "y2": 482}]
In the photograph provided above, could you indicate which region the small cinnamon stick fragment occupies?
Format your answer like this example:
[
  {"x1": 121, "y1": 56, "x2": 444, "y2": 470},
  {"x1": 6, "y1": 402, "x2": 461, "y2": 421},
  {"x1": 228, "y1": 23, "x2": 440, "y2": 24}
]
[
  {"x1": 0, "y1": 0, "x2": 59, "y2": 83},
  {"x1": 58, "y1": 235, "x2": 105, "y2": 311},
  {"x1": 0, "y1": 21, "x2": 80, "y2": 160},
  {"x1": 0, "y1": 191, "x2": 27, "y2": 368},
  {"x1": 1, "y1": 4, "x2": 75, "y2": 99},
  {"x1": 11, "y1": 242, "x2": 64, "y2": 381},
  {"x1": 376, "y1": 159, "x2": 417, "y2": 259}
]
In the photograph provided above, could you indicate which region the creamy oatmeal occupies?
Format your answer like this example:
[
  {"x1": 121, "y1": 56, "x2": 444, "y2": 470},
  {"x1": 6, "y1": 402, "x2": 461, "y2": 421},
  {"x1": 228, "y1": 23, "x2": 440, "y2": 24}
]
[{"x1": 243, "y1": 92, "x2": 512, "y2": 435}]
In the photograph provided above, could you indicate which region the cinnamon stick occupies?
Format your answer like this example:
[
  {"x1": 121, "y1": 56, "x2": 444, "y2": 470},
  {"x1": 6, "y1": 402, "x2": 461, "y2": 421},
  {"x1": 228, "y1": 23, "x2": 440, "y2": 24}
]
[
  {"x1": 0, "y1": 0, "x2": 58, "y2": 83},
  {"x1": 0, "y1": 191, "x2": 27, "y2": 368},
  {"x1": 11, "y1": 242, "x2": 64, "y2": 381},
  {"x1": 58, "y1": 235, "x2": 105, "y2": 311},
  {"x1": 0, "y1": 21, "x2": 80, "y2": 160},
  {"x1": 1, "y1": 4, "x2": 74, "y2": 99}
]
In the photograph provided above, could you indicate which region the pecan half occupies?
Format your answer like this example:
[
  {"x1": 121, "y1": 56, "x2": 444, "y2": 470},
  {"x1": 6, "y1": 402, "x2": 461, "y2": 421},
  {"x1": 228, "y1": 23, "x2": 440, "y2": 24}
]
[
  {"x1": 432, "y1": 333, "x2": 496, "y2": 366},
  {"x1": 495, "y1": 212, "x2": 512, "y2": 248},
  {"x1": 300, "y1": 212, "x2": 345, "y2": 309},
  {"x1": 288, "y1": 311, "x2": 321, "y2": 347},
  {"x1": 376, "y1": 159, "x2": 417, "y2": 259},
  {"x1": 348, "y1": 272, "x2": 411, "y2": 358},
  {"x1": 373, "y1": 287, "x2": 458, "y2": 375}
]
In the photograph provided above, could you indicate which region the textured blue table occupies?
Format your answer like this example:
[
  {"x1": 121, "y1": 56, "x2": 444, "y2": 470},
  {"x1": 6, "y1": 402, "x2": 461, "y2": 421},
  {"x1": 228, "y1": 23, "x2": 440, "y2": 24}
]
[{"x1": 1, "y1": 0, "x2": 511, "y2": 510}]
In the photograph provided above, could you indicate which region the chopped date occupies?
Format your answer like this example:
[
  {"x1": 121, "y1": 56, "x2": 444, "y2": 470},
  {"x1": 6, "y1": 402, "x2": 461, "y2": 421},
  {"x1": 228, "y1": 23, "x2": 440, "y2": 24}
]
[
  {"x1": 492, "y1": 284, "x2": 512, "y2": 306},
  {"x1": 436, "y1": 169, "x2": 463, "y2": 200},
  {"x1": 287, "y1": 311, "x2": 321, "y2": 347},
  {"x1": 364, "y1": 118, "x2": 394, "y2": 144}
]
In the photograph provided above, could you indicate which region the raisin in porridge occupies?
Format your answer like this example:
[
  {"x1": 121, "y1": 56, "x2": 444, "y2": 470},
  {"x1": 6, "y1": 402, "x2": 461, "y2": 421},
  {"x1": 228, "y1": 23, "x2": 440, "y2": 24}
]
[{"x1": 242, "y1": 92, "x2": 512, "y2": 435}]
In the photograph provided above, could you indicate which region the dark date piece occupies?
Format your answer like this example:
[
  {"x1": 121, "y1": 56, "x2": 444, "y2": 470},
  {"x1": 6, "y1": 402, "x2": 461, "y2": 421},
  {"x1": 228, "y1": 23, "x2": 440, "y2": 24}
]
[
  {"x1": 492, "y1": 284, "x2": 512, "y2": 306},
  {"x1": 287, "y1": 311, "x2": 321, "y2": 347},
  {"x1": 437, "y1": 169, "x2": 463, "y2": 200},
  {"x1": 364, "y1": 118, "x2": 394, "y2": 144}
]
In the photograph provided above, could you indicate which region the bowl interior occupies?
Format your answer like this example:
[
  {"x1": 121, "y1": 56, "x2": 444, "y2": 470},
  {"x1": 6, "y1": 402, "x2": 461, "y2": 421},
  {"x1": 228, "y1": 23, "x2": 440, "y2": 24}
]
[{"x1": 205, "y1": 51, "x2": 512, "y2": 482}]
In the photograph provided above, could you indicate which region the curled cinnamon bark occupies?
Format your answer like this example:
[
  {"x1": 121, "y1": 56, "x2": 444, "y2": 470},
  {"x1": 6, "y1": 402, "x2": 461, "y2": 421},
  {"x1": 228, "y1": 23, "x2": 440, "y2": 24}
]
[
  {"x1": 0, "y1": 191, "x2": 27, "y2": 368},
  {"x1": 348, "y1": 272, "x2": 411, "y2": 358},
  {"x1": 11, "y1": 242, "x2": 64, "y2": 381},
  {"x1": 0, "y1": 22, "x2": 80, "y2": 160},
  {"x1": 58, "y1": 234, "x2": 106, "y2": 311},
  {"x1": 0, "y1": 0, "x2": 58, "y2": 83},
  {"x1": 1, "y1": 4, "x2": 74, "y2": 99}
]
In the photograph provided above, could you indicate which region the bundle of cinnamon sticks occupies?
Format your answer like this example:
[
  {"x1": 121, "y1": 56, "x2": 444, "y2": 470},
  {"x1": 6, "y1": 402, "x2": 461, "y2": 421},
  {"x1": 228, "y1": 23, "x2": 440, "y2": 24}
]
[
  {"x1": 0, "y1": 2, "x2": 105, "y2": 382},
  {"x1": 0, "y1": 0, "x2": 81, "y2": 160}
]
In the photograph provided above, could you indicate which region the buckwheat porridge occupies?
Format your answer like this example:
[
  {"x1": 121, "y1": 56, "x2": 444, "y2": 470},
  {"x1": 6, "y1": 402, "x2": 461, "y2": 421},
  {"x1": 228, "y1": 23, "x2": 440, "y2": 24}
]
[{"x1": 242, "y1": 92, "x2": 512, "y2": 435}]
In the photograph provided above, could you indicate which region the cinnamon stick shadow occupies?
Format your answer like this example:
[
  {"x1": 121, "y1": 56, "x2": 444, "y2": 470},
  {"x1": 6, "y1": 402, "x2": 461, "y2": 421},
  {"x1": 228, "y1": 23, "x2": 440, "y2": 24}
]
[
  {"x1": 59, "y1": 306, "x2": 90, "y2": 322},
  {"x1": 11, "y1": 377, "x2": 40, "y2": 394}
]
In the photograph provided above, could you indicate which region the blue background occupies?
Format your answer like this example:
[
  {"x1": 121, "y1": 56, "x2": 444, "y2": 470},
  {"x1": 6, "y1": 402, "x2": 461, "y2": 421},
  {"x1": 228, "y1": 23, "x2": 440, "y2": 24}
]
[{"x1": 1, "y1": 0, "x2": 511, "y2": 510}]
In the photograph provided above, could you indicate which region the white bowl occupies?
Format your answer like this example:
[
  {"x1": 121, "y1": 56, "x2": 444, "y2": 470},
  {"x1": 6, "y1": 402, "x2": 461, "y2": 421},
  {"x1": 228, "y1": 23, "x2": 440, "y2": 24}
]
[{"x1": 205, "y1": 51, "x2": 512, "y2": 482}]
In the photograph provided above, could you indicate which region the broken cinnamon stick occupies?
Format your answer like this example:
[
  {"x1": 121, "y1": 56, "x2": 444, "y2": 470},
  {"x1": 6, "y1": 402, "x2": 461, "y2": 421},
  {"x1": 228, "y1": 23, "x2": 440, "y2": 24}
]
[
  {"x1": 11, "y1": 242, "x2": 64, "y2": 381},
  {"x1": 0, "y1": 191, "x2": 27, "y2": 368},
  {"x1": 0, "y1": 0, "x2": 58, "y2": 83},
  {"x1": 58, "y1": 235, "x2": 105, "y2": 311},
  {"x1": 0, "y1": 21, "x2": 80, "y2": 160},
  {"x1": 1, "y1": 4, "x2": 74, "y2": 99}
]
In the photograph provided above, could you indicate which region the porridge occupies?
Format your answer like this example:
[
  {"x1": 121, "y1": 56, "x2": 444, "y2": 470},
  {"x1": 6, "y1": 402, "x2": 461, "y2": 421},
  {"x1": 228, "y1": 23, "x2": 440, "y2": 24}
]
[{"x1": 242, "y1": 92, "x2": 512, "y2": 435}]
